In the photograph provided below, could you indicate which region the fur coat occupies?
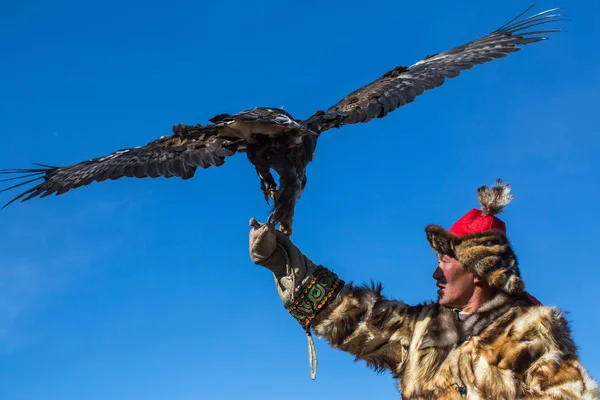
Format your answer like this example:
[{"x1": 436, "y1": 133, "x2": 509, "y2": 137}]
[{"x1": 310, "y1": 283, "x2": 599, "y2": 399}]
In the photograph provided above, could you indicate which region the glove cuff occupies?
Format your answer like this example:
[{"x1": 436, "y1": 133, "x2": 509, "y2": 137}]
[{"x1": 284, "y1": 266, "x2": 345, "y2": 329}]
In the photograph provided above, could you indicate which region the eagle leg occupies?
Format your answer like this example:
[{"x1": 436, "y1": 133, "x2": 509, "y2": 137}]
[
  {"x1": 266, "y1": 212, "x2": 292, "y2": 236},
  {"x1": 279, "y1": 220, "x2": 292, "y2": 236},
  {"x1": 258, "y1": 170, "x2": 277, "y2": 205}
]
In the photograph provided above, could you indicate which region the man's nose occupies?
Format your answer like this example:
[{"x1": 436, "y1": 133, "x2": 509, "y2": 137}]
[{"x1": 432, "y1": 266, "x2": 443, "y2": 281}]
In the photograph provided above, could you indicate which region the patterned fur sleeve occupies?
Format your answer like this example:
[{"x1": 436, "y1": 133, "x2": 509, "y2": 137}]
[
  {"x1": 520, "y1": 308, "x2": 600, "y2": 399},
  {"x1": 310, "y1": 282, "x2": 431, "y2": 374}
]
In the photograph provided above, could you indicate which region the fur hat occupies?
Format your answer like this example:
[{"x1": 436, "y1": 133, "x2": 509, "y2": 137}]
[{"x1": 425, "y1": 179, "x2": 525, "y2": 295}]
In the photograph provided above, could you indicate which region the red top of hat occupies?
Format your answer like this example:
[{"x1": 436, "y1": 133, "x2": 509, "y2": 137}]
[{"x1": 448, "y1": 208, "x2": 506, "y2": 236}]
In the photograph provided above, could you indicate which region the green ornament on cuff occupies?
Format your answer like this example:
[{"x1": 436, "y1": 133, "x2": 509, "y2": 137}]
[{"x1": 284, "y1": 266, "x2": 345, "y2": 329}]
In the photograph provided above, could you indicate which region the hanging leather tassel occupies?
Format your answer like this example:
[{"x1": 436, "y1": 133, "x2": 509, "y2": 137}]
[{"x1": 306, "y1": 328, "x2": 318, "y2": 380}]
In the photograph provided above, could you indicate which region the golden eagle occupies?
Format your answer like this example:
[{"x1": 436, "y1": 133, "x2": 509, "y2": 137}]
[{"x1": 1, "y1": 6, "x2": 563, "y2": 235}]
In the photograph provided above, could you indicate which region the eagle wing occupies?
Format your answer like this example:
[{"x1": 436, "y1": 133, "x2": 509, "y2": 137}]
[
  {"x1": 0, "y1": 124, "x2": 244, "y2": 208},
  {"x1": 302, "y1": 6, "x2": 565, "y2": 133}
]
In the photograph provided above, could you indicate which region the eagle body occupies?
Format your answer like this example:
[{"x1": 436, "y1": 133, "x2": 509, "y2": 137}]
[
  {"x1": 1, "y1": 6, "x2": 565, "y2": 235},
  {"x1": 212, "y1": 107, "x2": 318, "y2": 234}
]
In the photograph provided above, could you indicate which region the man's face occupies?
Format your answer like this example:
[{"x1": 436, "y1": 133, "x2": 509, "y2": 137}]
[{"x1": 432, "y1": 253, "x2": 477, "y2": 308}]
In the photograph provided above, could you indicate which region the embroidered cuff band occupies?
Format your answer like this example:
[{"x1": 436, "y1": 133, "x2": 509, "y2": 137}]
[{"x1": 284, "y1": 266, "x2": 345, "y2": 329}]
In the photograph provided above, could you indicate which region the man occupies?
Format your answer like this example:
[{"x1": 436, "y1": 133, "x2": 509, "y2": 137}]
[{"x1": 248, "y1": 180, "x2": 599, "y2": 399}]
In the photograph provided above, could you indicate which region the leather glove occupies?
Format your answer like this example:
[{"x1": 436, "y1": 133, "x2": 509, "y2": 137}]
[
  {"x1": 248, "y1": 218, "x2": 318, "y2": 305},
  {"x1": 249, "y1": 218, "x2": 346, "y2": 381}
]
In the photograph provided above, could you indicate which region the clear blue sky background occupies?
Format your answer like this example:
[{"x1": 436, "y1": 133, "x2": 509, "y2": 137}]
[{"x1": 1, "y1": 1, "x2": 598, "y2": 399}]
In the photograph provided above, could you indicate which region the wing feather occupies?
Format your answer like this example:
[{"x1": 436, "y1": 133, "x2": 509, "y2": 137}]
[
  {"x1": 0, "y1": 124, "x2": 243, "y2": 208},
  {"x1": 303, "y1": 5, "x2": 566, "y2": 133}
]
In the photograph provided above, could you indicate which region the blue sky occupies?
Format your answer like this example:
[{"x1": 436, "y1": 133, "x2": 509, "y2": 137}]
[{"x1": 1, "y1": 0, "x2": 598, "y2": 398}]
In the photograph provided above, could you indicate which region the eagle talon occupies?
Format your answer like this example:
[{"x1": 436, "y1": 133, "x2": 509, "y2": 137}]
[
  {"x1": 279, "y1": 221, "x2": 292, "y2": 236},
  {"x1": 261, "y1": 184, "x2": 277, "y2": 205}
]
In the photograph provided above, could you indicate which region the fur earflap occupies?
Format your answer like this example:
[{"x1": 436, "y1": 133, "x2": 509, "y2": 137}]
[
  {"x1": 477, "y1": 179, "x2": 514, "y2": 216},
  {"x1": 425, "y1": 225, "x2": 458, "y2": 257},
  {"x1": 454, "y1": 230, "x2": 524, "y2": 294}
]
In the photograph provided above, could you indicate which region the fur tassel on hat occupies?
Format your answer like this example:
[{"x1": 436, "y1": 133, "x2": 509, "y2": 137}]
[{"x1": 477, "y1": 179, "x2": 514, "y2": 216}]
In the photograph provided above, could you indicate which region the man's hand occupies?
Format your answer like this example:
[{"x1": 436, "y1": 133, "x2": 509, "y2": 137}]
[
  {"x1": 249, "y1": 217, "x2": 288, "y2": 276},
  {"x1": 249, "y1": 218, "x2": 316, "y2": 303}
]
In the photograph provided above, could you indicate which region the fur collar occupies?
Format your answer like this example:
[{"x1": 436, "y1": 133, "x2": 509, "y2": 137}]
[{"x1": 419, "y1": 292, "x2": 531, "y2": 349}]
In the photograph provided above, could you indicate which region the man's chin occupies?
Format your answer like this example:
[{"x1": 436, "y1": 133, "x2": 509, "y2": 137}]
[
  {"x1": 437, "y1": 289, "x2": 445, "y2": 303},
  {"x1": 437, "y1": 293, "x2": 453, "y2": 307}
]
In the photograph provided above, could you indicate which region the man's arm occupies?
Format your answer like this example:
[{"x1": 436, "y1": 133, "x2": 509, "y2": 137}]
[
  {"x1": 506, "y1": 307, "x2": 600, "y2": 399},
  {"x1": 311, "y1": 282, "x2": 430, "y2": 374},
  {"x1": 248, "y1": 219, "x2": 431, "y2": 375}
]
